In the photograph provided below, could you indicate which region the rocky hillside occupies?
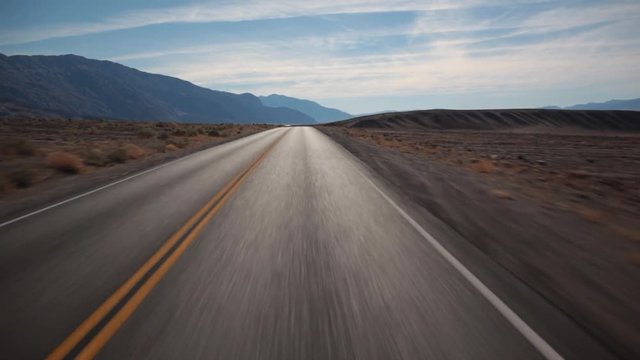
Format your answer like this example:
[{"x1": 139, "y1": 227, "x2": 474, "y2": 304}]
[{"x1": 0, "y1": 54, "x2": 314, "y2": 125}]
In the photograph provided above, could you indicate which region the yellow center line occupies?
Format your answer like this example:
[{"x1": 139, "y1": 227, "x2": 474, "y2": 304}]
[{"x1": 46, "y1": 130, "x2": 287, "y2": 360}]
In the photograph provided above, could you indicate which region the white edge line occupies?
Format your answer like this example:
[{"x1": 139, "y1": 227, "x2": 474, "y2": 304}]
[
  {"x1": 0, "y1": 161, "x2": 175, "y2": 229},
  {"x1": 0, "y1": 129, "x2": 278, "y2": 229},
  {"x1": 352, "y1": 165, "x2": 564, "y2": 360}
]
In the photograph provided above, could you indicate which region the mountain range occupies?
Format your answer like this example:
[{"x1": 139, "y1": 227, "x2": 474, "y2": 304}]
[
  {"x1": 545, "y1": 98, "x2": 640, "y2": 111},
  {"x1": 2, "y1": 53, "x2": 636, "y2": 125},
  {"x1": 0, "y1": 54, "x2": 317, "y2": 124},
  {"x1": 259, "y1": 94, "x2": 351, "y2": 123}
]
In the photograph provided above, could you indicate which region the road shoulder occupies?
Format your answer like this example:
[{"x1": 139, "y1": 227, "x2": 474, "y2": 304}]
[
  {"x1": 0, "y1": 126, "x2": 272, "y2": 223},
  {"x1": 318, "y1": 126, "x2": 637, "y2": 360}
]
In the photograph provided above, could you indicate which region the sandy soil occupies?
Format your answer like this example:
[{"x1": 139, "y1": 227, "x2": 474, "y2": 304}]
[
  {"x1": 319, "y1": 126, "x2": 640, "y2": 359},
  {"x1": 344, "y1": 128, "x2": 640, "y2": 239}
]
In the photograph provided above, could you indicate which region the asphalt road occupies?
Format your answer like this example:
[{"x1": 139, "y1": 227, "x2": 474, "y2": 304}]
[{"x1": 0, "y1": 127, "x2": 614, "y2": 359}]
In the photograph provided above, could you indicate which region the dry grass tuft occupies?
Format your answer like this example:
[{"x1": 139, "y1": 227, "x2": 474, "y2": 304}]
[
  {"x1": 491, "y1": 189, "x2": 513, "y2": 200},
  {"x1": 124, "y1": 144, "x2": 145, "y2": 159},
  {"x1": 108, "y1": 148, "x2": 128, "y2": 163},
  {"x1": 471, "y1": 159, "x2": 495, "y2": 173},
  {"x1": 169, "y1": 137, "x2": 189, "y2": 148},
  {"x1": 46, "y1": 151, "x2": 83, "y2": 174},
  {"x1": 165, "y1": 144, "x2": 179, "y2": 152}
]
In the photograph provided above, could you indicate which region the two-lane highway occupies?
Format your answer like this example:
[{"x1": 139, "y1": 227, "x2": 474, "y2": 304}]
[{"x1": 0, "y1": 127, "x2": 608, "y2": 359}]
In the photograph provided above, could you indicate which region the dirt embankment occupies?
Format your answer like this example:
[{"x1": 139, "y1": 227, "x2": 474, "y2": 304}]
[
  {"x1": 334, "y1": 109, "x2": 640, "y2": 131},
  {"x1": 318, "y1": 125, "x2": 640, "y2": 360},
  {"x1": 0, "y1": 118, "x2": 274, "y2": 220}
]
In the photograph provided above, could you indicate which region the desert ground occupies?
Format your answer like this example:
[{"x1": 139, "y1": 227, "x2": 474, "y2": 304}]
[
  {"x1": 0, "y1": 118, "x2": 273, "y2": 218},
  {"x1": 319, "y1": 115, "x2": 640, "y2": 359},
  {"x1": 341, "y1": 127, "x2": 640, "y2": 238}
]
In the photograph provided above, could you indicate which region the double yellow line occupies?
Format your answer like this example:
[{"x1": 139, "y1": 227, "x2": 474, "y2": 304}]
[{"x1": 47, "y1": 130, "x2": 288, "y2": 360}]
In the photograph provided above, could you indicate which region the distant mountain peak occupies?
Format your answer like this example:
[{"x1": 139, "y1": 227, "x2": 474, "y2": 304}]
[
  {"x1": 547, "y1": 98, "x2": 640, "y2": 111},
  {"x1": 259, "y1": 94, "x2": 352, "y2": 123}
]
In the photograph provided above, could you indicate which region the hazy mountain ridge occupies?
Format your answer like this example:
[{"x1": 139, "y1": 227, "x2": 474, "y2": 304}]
[
  {"x1": 546, "y1": 98, "x2": 640, "y2": 111},
  {"x1": 0, "y1": 54, "x2": 314, "y2": 124},
  {"x1": 259, "y1": 94, "x2": 352, "y2": 123}
]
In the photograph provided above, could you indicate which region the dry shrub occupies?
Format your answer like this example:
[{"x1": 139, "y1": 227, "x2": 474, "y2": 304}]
[
  {"x1": 83, "y1": 149, "x2": 107, "y2": 166},
  {"x1": 153, "y1": 144, "x2": 165, "y2": 153},
  {"x1": 172, "y1": 129, "x2": 187, "y2": 137},
  {"x1": 208, "y1": 129, "x2": 220, "y2": 137},
  {"x1": 471, "y1": 159, "x2": 495, "y2": 173},
  {"x1": 47, "y1": 151, "x2": 82, "y2": 174},
  {"x1": 491, "y1": 189, "x2": 513, "y2": 200},
  {"x1": 186, "y1": 129, "x2": 198, "y2": 137},
  {"x1": 169, "y1": 137, "x2": 189, "y2": 148},
  {"x1": 165, "y1": 144, "x2": 178, "y2": 152},
  {"x1": 108, "y1": 148, "x2": 128, "y2": 163},
  {"x1": 137, "y1": 128, "x2": 155, "y2": 139},
  {"x1": 124, "y1": 144, "x2": 145, "y2": 159}
]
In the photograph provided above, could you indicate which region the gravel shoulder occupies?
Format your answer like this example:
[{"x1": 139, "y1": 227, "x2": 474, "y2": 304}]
[{"x1": 318, "y1": 126, "x2": 640, "y2": 360}]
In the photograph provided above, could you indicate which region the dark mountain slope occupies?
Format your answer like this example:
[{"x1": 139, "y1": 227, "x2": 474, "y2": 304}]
[
  {"x1": 0, "y1": 54, "x2": 314, "y2": 124},
  {"x1": 260, "y1": 94, "x2": 351, "y2": 123},
  {"x1": 330, "y1": 109, "x2": 640, "y2": 131}
]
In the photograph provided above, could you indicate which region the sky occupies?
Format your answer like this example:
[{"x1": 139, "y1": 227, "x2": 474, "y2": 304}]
[{"x1": 1, "y1": 0, "x2": 639, "y2": 114}]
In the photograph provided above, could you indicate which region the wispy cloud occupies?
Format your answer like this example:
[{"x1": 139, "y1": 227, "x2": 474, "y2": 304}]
[
  {"x1": 102, "y1": 1, "x2": 634, "y2": 99},
  {"x1": 140, "y1": 22, "x2": 639, "y2": 97},
  {"x1": 0, "y1": 0, "x2": 505, "y2": 45}
]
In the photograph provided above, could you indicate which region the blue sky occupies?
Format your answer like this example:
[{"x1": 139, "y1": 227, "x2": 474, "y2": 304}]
[{"x1": 1, "y1": 0, "x2": 639, "y2": 114}]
